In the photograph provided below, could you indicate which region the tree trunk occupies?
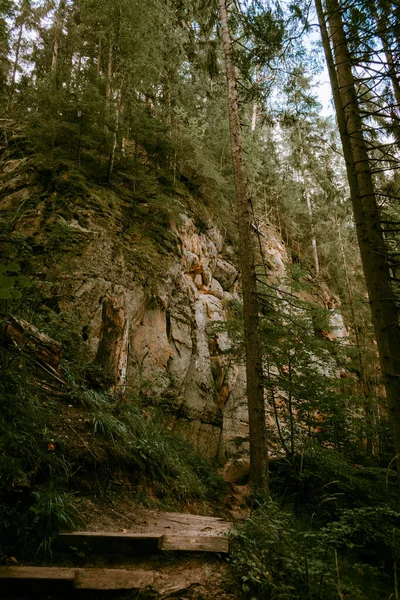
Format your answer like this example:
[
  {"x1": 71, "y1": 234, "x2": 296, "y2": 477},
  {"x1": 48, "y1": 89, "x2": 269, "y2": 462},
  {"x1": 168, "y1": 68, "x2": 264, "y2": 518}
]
[
  {"x1": 51, "y1": 0, "x2": 66, "y2": 74},
  {"x1": 218, "y1": 0, "x2": 269, "y2": 494},
  {"x1": 299, "y1": 141, "x2": 320, "y2": 274},
  {"x1": 336, "y1": 212, "x2": 374, "y2": 454},
  {"x1": 251, "y1": 102, "x2": 257, "y2": 132},
  {"x1": 7, "y1": 21, "x2": 23, "y2": 112},
  {"x1": 317, "y1": 0, "x2": 400, "y2": 471},
  {"x1": 375, "y1": 2, "x2": 400, "y2": 112},
  {"x1": 373, "y1": 7, "x2": 400, "y2": 140},
  {"x1": 97, "y1": 36, "x2": 102, "y2": 82},
  {"x1": 106, "y1": 39, "x2": 113, "y2": 101},
  {"x1": 2, "y1": 315, "x2": 62, "y2": 370},
  {"x1": 95, "y1": 297, "x2": 130, "y2": 393}
]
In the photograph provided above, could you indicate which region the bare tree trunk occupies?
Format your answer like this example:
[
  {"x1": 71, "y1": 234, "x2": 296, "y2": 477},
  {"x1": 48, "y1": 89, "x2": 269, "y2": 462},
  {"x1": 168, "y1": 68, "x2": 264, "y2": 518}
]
[
  {"x1": 96, "y1": 36, "x2": 102, "y2": 82},
  {"x1": 299, "y1": 142, "x2": 320, "y2": 274},
  {"x1": 7, "y1": 21, "x2": 23, "y2": 112},
  {"x1": 51, "y1": 0, "x2": 66, "y2": 74},
  {"x1": 251, "y1": 102, "x2": 257, "y2": 133},
  {"x1": 107, "y1": 97, "x2": 120, "y2": 186},
  {"x1": 106, "y1": 39, "x2": 113, "y2": 101},
  {"x1": 317, "y1": 0, "x2": 400, "y2": 472},
  {"x1": 218, "y1": 0, "x2": 269, "y2": 494}
]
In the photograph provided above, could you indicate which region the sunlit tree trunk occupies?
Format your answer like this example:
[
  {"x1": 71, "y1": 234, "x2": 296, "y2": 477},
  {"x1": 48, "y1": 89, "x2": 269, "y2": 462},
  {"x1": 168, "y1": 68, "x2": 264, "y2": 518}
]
[
  {"x1": 251, "y1": 102, "x2": 257, "y2": 132},
  {"x1": 218, "y1": 0, "x2": 269, "y2": 494}
]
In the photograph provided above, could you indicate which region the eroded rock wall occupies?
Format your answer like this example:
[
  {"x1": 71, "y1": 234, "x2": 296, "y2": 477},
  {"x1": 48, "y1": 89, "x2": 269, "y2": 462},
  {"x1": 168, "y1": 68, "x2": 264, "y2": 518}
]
[{"x1": 0, "y1": 156, "x2": 348, "y2": 464}]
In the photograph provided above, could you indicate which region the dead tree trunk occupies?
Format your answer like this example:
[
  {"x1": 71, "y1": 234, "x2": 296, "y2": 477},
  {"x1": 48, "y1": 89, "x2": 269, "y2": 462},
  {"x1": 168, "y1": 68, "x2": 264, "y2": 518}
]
[
  {"x1": 95, "y1": 297, "x2": 130, "y2": 393},
  {"x1": 316, "y1": 0, "x2": 400, "y2": 472},
  {"x1": 2, "y1": 315, "x2": 62, "y2": 370},
  {"x1": 218, "y1": 0, "x2": 269, "y2": 494}
]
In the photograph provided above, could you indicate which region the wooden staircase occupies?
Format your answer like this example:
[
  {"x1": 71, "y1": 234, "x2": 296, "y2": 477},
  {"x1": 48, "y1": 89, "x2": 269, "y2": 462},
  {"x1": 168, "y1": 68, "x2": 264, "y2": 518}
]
[{"x1": 0, "y1": 512, "x2": 231, "y2": 598}]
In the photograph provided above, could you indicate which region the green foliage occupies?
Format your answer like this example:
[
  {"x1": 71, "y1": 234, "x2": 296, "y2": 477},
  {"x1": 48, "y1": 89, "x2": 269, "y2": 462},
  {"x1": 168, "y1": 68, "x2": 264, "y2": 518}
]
[
  {"x1": 271, "y1": 446, "x2": 397, "y2": 523},
  {"x1": 29, "y1": 489, "x2": 80, "y2": 557},
  {"x1": 0, "y1": 262, "x2": 30, "y2": 300},
  {"x1": 0, "y1": 343, "x2": 75, "y2": 556},
  {"x1": 230, "y1": 499, "x2": 329, "y2": 599},
  {"x1": 0, "y1": 333, "x2": 223, "y2": 557},
  {"x1": 230, "y1": 497, "x2": 399, "y2": 599},
  {"x1": 83, "y1": 392, "x2": 223, "y2": 501}
]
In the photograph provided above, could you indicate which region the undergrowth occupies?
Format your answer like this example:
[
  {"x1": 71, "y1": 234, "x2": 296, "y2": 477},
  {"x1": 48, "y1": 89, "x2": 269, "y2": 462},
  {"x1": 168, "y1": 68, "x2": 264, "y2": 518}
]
[
  {"x1": 0, "y1": 341, "x2": 223, "y2": 560},
  {"x1": 230, "y1": 452, "x2": 400, "y2": 600},
  {"x1": 80, "y1": 390, "x2": 223, "y2": 501}
]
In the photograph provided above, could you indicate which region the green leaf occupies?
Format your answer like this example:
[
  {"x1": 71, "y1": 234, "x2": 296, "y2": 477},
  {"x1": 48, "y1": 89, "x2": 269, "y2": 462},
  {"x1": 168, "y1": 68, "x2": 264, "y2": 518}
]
[
  {"x1": 0, "y1": 288, "x2": 12, "y2": 299},
  {"x1": 0, "y1": 274, "x2": 15, "y2": 289},
  {"x1": 10, "y1": 289, "x2": 22, "y2": 299},
  {"x1": 7, "y1": 262, "x2": 21, "y2": 273},
  {"x1": 17, "y1": 275, "x2": 31, "y2": 288}
]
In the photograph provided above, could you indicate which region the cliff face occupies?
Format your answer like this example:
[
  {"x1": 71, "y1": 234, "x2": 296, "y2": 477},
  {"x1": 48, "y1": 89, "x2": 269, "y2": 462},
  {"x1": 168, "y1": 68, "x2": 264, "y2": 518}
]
[{"x1": 0, "y1": 149, "x2": 346, "y2": 465}]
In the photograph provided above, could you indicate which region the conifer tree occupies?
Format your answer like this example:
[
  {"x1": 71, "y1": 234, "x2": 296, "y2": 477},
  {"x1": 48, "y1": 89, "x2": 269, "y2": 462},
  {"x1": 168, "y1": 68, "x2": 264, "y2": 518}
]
[
  {"x1": 316, "y1": 0, "x2": 400, "y2": 471},
  {"x1": 218, "y1": 0, "x2": 269, "y2": 494}
]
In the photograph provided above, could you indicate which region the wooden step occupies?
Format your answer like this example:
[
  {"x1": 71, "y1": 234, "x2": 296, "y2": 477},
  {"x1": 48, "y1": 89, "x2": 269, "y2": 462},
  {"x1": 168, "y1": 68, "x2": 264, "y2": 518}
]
[
  {"x1": 58, "y1": 531, "x2": 162, "y2": 554},
  {"x1": 0, "y1": 566, "x2": 76, "y2": 595},
  {"x1": 58, "y1": 530, "x2": 229, "y2": 555},
  {"x1": 74, "y1": 568, "x2": 154, "y2": 590},
  {"x1": 0, "y1": 566, "x2": 155, "y2": 594},
  {"x1": 161, "y1": 534, "x2": 228, "y2": 553}
]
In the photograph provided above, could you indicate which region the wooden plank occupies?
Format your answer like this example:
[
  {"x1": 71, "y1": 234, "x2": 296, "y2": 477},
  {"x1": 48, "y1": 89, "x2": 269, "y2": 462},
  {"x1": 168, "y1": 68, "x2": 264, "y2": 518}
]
[
  {"x1": 0, "y1": 567, "x2": 76, "y2": 581},
  {"x1": 74, "y1": 568, "x2": 154, "y2": 590},
  {"x1": 58, "y1": 532, "x2": 162, "y2": 554},
  {"x1": 160, "y1": 535, "x2": 229, "y2": 553},
  {"x1": 163, "y1": 512, "x2": 225, "y2": 522},
  {"x1": 0, "y1": 566, "x2": 76, "y2": 595},
  {"x1": 61, "y1": 531, "x2": 162, "y2": 539}
]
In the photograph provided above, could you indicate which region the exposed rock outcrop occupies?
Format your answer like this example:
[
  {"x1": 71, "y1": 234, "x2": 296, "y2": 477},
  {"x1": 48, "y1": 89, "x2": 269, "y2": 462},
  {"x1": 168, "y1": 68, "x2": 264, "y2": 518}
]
[{"x1": 0, "y1": 155, "x2": 348, "y2": 464}]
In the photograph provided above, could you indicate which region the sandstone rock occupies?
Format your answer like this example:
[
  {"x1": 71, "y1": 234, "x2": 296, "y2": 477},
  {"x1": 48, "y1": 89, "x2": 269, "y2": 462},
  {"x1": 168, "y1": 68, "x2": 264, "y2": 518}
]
[
  {"x1": 202, "y1": 268, "x2": 212, "y2": 287},
  {"x1": 218, "y1": 364, "x2": 249, "y2": 462},
  {"x1": 324, "y1": 310, "x2": 348, "y2": 341},
  {"x1": 173, "y1": 420, "x2": 221, "y2": 460},
  {"x1": 181, "y1": 299, "x2": 217, "y2": 422},
  {"x1": 168, "y1": 316, "x2": 193, "y2": 392},
  {"x1": 132, "y1": 308, "x2": 173, "y2": 393},
  {"x1": 152, "y1": 263, "x2": 182, "y2": 310},
  {"x1": 201, "y1": 294, "x2": 224, "y2": 321},
  {"x1": 207, "y1": 278, "x2": 224, "y2": 300},
  {"x1": 179, "y1": 274, "x2": 199, "y2": 303},
  {"x1": 194, "y1": 274, "x2": 203, "y2": 289},
  {"x1": 213, "y1": 258, "x2": 238, "y2": 291},
  {"x1": 223, "y1": 459, "x2": 250, "y2": 484},
  {"x1": 183, "y1": 249, "x2": 201, "y2": 273},
  {"x1": 206, "y1": 227, "x2": 224, "y2": 253}
]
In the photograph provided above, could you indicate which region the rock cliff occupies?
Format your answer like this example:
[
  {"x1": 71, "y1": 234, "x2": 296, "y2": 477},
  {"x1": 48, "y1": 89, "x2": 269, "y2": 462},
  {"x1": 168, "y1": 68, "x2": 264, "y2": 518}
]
[{"x1": 0, "y1": 148, "x2": 346, "y2": 465}]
